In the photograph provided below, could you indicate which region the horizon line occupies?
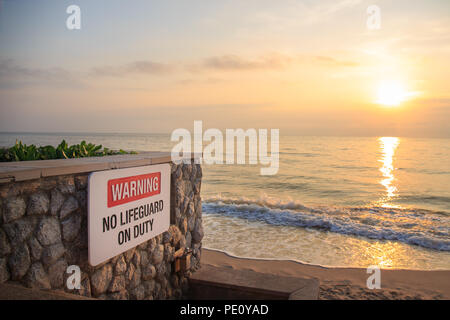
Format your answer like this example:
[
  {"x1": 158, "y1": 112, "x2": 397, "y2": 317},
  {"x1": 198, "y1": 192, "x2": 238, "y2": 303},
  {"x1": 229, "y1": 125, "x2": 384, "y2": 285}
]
[{"x1": 0, "y1": 131, "x2": 449, "y2": 140}]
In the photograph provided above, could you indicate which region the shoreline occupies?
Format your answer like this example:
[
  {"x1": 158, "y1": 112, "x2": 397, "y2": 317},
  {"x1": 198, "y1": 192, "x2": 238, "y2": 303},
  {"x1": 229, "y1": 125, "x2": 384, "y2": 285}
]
[
  {"x1": 201, "y1": 248, "x2": 450, "y2": 300},
  {"x1": 202, "y1": 246, "x2": 450, "y2": 271}
]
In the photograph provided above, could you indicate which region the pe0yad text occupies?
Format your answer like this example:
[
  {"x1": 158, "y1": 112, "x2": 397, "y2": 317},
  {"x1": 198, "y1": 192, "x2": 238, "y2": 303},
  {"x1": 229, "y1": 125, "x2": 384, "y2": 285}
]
[{"x1": 179, "y1": 304, "x2": 269, "y2": 317}]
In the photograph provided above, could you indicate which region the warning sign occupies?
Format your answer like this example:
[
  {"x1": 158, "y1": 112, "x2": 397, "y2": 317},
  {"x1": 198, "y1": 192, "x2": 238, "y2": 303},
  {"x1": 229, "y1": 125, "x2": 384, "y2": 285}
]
[{"x1": 88, "y1": 164, "x2": 170, "y2": 266}]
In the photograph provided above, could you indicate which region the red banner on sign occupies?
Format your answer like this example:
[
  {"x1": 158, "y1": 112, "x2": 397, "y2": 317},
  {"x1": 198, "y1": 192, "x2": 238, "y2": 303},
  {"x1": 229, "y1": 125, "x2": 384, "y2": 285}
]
[{"x1": 107, "y1": 172, "x2": 161, "y2": 208}]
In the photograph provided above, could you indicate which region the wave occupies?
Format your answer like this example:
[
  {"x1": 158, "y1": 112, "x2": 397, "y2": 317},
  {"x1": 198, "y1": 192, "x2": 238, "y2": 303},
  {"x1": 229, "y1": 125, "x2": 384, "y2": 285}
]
[
  {"x1": 202, "y1": 195, "x2": 450, "y2": 252},
  {"x1": 399, "y1": 194, "x2": 450, "y2": 206}
]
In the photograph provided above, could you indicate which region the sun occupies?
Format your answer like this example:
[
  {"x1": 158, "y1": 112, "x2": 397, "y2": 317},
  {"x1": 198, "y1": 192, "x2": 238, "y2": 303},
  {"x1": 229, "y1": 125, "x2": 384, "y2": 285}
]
[{"x1": 375, "y1": 80, "x2": 409, "y2": 107}]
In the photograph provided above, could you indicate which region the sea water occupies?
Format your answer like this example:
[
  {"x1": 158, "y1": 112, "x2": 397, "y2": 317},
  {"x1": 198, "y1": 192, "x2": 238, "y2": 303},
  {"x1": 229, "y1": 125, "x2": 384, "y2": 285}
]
[{"x1": 1, "y1": 133, "x2": 449, "y2": 270}]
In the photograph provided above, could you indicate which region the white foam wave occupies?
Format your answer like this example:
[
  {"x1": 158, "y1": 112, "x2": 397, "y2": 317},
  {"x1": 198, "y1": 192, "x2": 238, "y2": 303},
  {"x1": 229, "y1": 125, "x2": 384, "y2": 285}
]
[{"x1": 202, "y1": 195, "x2": 450, "y2": 251}]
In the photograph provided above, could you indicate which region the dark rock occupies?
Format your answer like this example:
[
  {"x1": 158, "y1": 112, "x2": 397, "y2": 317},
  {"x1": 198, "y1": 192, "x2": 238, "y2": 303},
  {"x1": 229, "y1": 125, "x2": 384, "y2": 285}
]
[
  {"x1": 125, "y1": 262, "x2": 135, "y2": 282},
  {"x1": 58, "y1": 178, "x2": 76, "y2": 194},
  {"x1": 25, "y1": 262, "x2": 51, "y2": 289},
  {"x1": 169, "y1": 225, "x2": 182, "y2": 246},
  {"x1": 79, "y1": 277, "x2": 91, "y2": 297},
  {"x1": 50, "y1": 189, "x2": 65, "y2": 216},
  {"x1": 28, "y1": 237, "x2": 43, "y2": 260},
  {"x1": 180, "y1": 218, "x2": 188, "y2": 234},
  {"x1": 74, "y1": 175, "x2": 88, "y2": 190},
  {"x1": 192, "y1": 219, "x2": 204, "y2": 243},
  {"x1": 182, "y1": 163, "x2": 192, "y2": 179},
  {"x1": 109, "y1": 290, "x2": 128, "y2": 300},
  {"x1": 114, "y1": 255, "x2": 127, "y2": 275},
  {"x1": 4, "y1": 196, "x2": 26, "y2": 223},
  {"x1": 132, "y1": 251, "x2": 141, "y2": 267},
  {"x1": 42, "y1": 243, "x2": 65, "y2": 266},
  {"x1": 143, "y1": 279, "x2": 156, "y2": 296},
  {"x1": 61, "y1": 214, "x2": 82, "y2": 242},
  {"x1": 0, "y1": 258, "x2": 10, "y2": 283},
  {"x1": 151, "y1": 245, "x2": 164, "y2": 265},
  {"x1": 91, "y1": 264, "x2": 113, "y2": 296},
  {"x1": 140, "y1": 251, "x2": 149, "y2": 267},
  {"x1": 60, "y1": 196, "x2": 79, "y2": 220},
  {"x1": 0, "y1": 228, "x2": 11, "y2": 256},
  {"x1": 48, "y1": 259, "x2": 68, "y2": 288},
  {"x1": 156, "y1": 263, "x2": 167, "y2": 282},
  {"x1": 130, "y1": 284, "x2": 145, "y2": 300},
  {"x1": 164, "y1": 243, "x2": 174, "y2": 262},
  {"x1": 130, "y1": 266, "x2": 141, "y2": 288},
  {"x1": 142, "y1": 264, "x2": 156, "y2": 280},
  {"x1": 8, "y1": 243, "x2": 30, "y2": 280},
  {"x1": 137, "y1": 241, "x2": 147, "y2": 250},
  {"x1": 27, "y1": 192, "x2": 50, "y2": 216},
  {"x1": 185, "y1": 232, "x2": 192, "y2": 248},
  {"x1": 162, "y1": 231, "x2": 172, "y2": 244},
  {"x1": 109, "y1": 275, "x2": 126, "y2": 292},
  {"x1": 194, "y1": 178, "x2": 202, "y2": 194},
  {"x1": 36, "y1": 217, "x2": 61, "y2": 246},
  {"x1": 3, "y1": 219, "x2": 34, "y2": 246},
  {"x1": 187, "y1": 201, "x2": 195, "y2": 217},
  {"x1": 75, "y1": 191, "x2": 87, "y2": 210},
  {"x1": 188, "y1": 216, "x2": 195, "y2": 232},
  {"x1": 124, "y1": 248, "x2": 136, "y2": 263}
]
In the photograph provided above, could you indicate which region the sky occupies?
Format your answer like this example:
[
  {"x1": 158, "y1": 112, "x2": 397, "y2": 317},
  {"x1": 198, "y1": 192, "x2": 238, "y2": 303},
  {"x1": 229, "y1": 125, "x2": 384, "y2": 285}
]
[{"x1": 0, "y1": 0, "x2": 449, "y2": 137}]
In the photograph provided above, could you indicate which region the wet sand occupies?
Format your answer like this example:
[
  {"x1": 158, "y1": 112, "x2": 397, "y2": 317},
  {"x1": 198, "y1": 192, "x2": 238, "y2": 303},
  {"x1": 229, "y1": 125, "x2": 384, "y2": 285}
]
[{"x1": 201, "y1": 248, "x2": 450, "y2": 300}]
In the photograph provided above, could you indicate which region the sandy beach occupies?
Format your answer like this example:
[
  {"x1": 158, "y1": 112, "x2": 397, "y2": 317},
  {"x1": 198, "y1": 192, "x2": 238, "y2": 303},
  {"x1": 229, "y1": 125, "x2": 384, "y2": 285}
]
[{"x1": 202, "y1": 248, "x2": 450, "y2": 300}]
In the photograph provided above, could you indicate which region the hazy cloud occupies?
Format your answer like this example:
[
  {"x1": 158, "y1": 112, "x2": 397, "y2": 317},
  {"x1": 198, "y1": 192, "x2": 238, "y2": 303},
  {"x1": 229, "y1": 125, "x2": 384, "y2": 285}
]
[
  {"x1": 201, "y1": 53, "x2": 294, "y2": 71},
  {"x1": 0, "y1": 52, "x2": 359, "y2": 89},
  {"x1": 313, "y1": 56, "x2": 359, "y2": 67},
  {"x1": 0, "y1": 59, "x2": 83, "y2": 89},
  {"x1": 193, "y1": 53, "x2": 358, "y2": 72},
  {"x1": 90, "y1": 60, "x2": 173, "y2": 77}
]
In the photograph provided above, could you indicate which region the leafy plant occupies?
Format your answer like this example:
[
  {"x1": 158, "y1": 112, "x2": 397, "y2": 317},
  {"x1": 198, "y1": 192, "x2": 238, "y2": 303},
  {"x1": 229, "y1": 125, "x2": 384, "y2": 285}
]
[{"x1": 0, "y1": 140, "x2": 137, "y2": 162}]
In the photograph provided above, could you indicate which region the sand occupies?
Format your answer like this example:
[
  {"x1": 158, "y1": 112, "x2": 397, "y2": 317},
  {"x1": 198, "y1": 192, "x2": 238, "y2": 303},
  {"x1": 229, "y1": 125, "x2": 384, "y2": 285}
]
[{"x1": 201, "y1": 248, "x2": 450, "y2": 300}]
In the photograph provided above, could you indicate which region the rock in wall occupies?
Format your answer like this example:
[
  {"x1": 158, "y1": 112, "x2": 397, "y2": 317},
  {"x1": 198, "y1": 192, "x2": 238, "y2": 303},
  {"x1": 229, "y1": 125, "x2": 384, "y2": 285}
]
[{"x1": 0, "y1": 161, "x2": 202, "y2": 300}]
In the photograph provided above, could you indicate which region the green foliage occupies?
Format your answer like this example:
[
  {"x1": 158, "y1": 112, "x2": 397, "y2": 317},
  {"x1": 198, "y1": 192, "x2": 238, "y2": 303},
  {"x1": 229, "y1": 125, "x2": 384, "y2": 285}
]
[{"x1": 0, "y1": 140, "x2": 137, "y2": 162}]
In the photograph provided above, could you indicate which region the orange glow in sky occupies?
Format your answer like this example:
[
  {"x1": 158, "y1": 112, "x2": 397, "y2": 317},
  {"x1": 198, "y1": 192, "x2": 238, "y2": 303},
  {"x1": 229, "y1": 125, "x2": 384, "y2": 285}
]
[{"x1": 0, "y1": 1, "x2": 448, "y2": 137}]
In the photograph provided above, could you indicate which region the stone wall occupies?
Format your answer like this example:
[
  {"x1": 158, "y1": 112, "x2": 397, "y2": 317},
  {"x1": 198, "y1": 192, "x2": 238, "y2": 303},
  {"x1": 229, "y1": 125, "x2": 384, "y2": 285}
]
[{"x1": 0, "y1": 161, "x2": 203, "y2": 299}]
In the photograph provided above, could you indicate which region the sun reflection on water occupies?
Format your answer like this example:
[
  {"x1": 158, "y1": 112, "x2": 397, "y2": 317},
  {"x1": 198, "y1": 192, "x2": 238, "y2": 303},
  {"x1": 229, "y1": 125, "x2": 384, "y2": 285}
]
[{"x1": 377, "y1": 137, "x2": 400, "y2": 207}]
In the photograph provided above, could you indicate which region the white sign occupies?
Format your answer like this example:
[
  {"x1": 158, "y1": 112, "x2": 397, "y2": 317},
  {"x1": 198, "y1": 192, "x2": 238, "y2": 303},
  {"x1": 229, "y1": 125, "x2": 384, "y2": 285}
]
[{"x1": 88, "y1": 164, "x2": 171, "y2": 266}]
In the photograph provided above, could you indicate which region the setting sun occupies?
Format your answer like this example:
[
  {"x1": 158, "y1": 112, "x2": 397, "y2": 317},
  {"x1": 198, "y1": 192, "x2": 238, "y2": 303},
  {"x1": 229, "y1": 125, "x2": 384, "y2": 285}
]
[{"x1": 376, "y1": 80, "x2": 409, "y2": 107}]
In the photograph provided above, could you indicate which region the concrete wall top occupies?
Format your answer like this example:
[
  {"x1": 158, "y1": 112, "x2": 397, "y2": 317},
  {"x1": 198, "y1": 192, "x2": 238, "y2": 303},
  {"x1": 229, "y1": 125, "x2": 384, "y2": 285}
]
[{"x1": 0, "y1": 152, "x2": 199, "y2": 183}]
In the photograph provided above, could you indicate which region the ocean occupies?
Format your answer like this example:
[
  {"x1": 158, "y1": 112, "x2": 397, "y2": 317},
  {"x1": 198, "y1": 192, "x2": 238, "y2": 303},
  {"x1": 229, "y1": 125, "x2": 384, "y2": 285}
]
[{"x1": 1, "y1": 132, "x2": 449, "y2": 270}]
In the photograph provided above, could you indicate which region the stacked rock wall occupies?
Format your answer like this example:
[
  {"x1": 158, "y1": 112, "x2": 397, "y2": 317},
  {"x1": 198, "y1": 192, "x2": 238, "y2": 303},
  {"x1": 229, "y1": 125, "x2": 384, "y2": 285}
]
[{"x1": 0, "y1": 161, "x2": 203, "y2": 299}]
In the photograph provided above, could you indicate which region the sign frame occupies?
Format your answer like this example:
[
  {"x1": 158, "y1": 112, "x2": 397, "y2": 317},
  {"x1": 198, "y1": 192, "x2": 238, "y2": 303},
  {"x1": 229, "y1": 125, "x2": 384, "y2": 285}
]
[{"x1": 88, "y1": 163, "x2": 171, "y2": 266}]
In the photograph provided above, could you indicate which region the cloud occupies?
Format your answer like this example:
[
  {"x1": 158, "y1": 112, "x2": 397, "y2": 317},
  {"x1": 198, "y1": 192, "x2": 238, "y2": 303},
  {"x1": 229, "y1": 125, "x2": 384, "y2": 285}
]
[
  {"x1": 0, "y1": 52, "x2": 359, "y2": 89},
  {"x1": 87, "y1": 53, "x2": 358, "y2": 78},
  {"x1": 0, "y1": 59, "x2": 84, "y2": 89},
  {"x1": 201, "y1": 53, "x2": 294, "y2": 71},
  {"x1": 313, "y1": 56, "x2": 359, "y2": 67},
  {"x1": 90, "y1": 60, "x2": 173, "y2": 77},
  {"x1": 0, "y1": 60, "x2": 69, "y2": 79},
  {"x1": 176, "y1": 77, "x2": 225, "y2": 85},
  {"x1": 194, "y1": 53, "x2": 357, "y2": 72}
]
